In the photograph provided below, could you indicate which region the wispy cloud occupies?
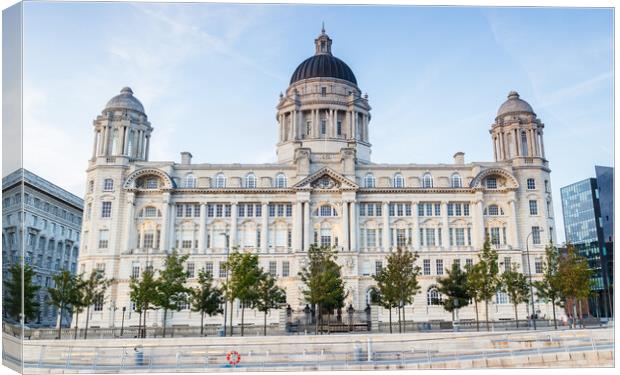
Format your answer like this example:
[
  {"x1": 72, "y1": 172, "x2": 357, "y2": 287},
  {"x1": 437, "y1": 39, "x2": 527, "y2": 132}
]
[{"x1": 537, "y1": 71, "x2": 613, "y2": 108}]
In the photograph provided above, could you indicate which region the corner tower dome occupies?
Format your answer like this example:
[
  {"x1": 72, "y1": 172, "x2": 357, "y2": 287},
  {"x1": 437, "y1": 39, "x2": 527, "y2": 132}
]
[
  {"x1": 289, "y1": 27, "x2": 358, "y2": 85},
  {"x1": 496, "y1": 90, "x2": 535, "y2": 117},
  {"x1": 104, "y1": 87, "x2": 145, "y2": 114}
]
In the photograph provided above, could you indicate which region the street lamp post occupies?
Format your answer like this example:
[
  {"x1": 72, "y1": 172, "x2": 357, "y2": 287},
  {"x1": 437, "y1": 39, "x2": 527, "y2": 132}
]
[
  {"x1": 120, "y1": 307, "x2": 126, "y2": 337},
  {"x1": 220, "y1": 233, "x2": 230, "y2": 337},
  {"x1": 525, "y1": 229, "x2": 543, "y2": 331}
]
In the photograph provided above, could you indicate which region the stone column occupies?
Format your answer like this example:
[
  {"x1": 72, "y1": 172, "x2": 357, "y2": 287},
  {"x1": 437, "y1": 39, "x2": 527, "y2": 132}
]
[
  {"x1": 123, "y1": 193, "x2": 135, "y2": 254},
  {"x1": 230, "y1": 202, "x2": 238, "y2": 248},
  {"x1": 160, "y1": 193, "x2": 171, "y2": 252},
  {"x1": 102, "y1": 125, "x2": 110, "y2": 156},
  {"x1": 304, "y1": 201, "x2": 311, "y2": 250},
  {"x1": 509, "y1": 197, "x2": 520, "y2": 249},
  {"x1": 515, "y1": 129, "x2": 521, "y2": 156},
  {"x1": 198, "y1": 203, "x2": 207, "y2": 253},
  {"x1": 412, "y1": 202, "x2": 419, "y2": 251},
  {"x1": 473, "y1": 199, "x2": 485, "y2": 248},
  {"x1": 145, "y1": 136, "x2": 150, "y2": 160},
  {"x1": 261, "y1": 202, "x2": 269, "y2": 252},
  {"x1": 350, "y1": 201, "x2": 358, "y2": 252},
  {"x1": 441, "y1": 201, "x2": 449, "y2": 250},
  {"x1": 293, "y1": 201, "x2": 302, "y2": 251},
  {"x1": 342, "y1": 201, "x2": 350, "y2": 251},
  {"x1": 382, "y1": 201, "x2": 390, "y2": 251},
  {"x1": 539, "y1": 131, "x2": 546, "y2": 159}
]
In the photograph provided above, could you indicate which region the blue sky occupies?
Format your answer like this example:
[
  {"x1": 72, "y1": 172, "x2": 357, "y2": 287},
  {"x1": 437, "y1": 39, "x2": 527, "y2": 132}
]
[{"x1": 20, "y1": 2, "x2": 613, "y2": 243}]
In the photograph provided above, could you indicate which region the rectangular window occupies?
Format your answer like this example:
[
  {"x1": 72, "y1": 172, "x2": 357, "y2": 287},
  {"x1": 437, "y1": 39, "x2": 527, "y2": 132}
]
[
  {"x1": 194, "y1": 204, "x2": 201, "y2": 217},
  {"x1": 504, "y1": 257, "x2": 511, "y2": 272},
  {"x1": 467, "y1": 228, "x2": 472, "y2": 245},
  {"x1": 103, "y1": 179, "x2": 114, "y2": 191},
  {"x1": 426, "y1": 204, "x2": 433, "y2": 216},
  {"x1": 143, "y1": 233, "x2": 154, "y2": 248},
  {"x1": 98, "y1": 230, "x2": 109, "y2": 248},
  {"x1": 423, "y1": 259, "x2": 431, "y2": 275},
  {"x1": 224, "y1": 204, "x2": 231, "y2": 217},
  {"x1": 455, "y1": 228, "x2": 465, "y2": 246},
  {"x1": 282, "y1": 261, "x2": 290, "y2": 277},
  {"x1": 268, "y1": 204, "x2": 276, "y2": 217},
  {"x1": 269, "y1": 261, "x2": 277, "y2": 276},
  {"x1": 453, "y1": 259, "x2": 461, "y2": 270},
  {"x1": 535, "y1": 258, "x2": 543, "y2": 273},
  {"x1": 529, "y1": 200, "x2": 538, "y2": 215},
  {"x1": 396, "y1": 229, "x2": 407, "y2": 247},
  {"x1": 447, "y1": 203, "x2": 454, "y2": 216},
  {"x1": 449, "y1": 228, "x2": 454, "y2": 246},
  {"x1": 436, "y1": 259, "x2": 444, "y2": 275},
  {"x1": 101, "y1": 202, "x2": 112, "y2": 218},
  {"x1": 287, "y1": 230, "x2": 292, "y2": 248},
  {"x1": 247, "y1": 204, "x2": 254, "y2": 217},
  {"x1": 490, "y1": 227, "x2": 500, "y2": 246},
  {"x1": 527, "y1": 178, "x2": 536, "y2": 190},
  {"x1": 466, "y1": 258, "x2": 473, "y2": 269},
  {"x1": 286, "y1": 204, "x2": 293, "y2": 217},
  {"x1": 463, "y1": 203, "x2": 470, "y2": 216},
  {"x1": 455, "y1": 204, "x2": 462, "y2": 216},
  {"x1": 187, "y1": 262, "x2": 195, "y2": 278},
  {"x1": 93, "y1": 295, "x2": 104, "y2": 311},
  {"x1": 375, "y1": 261, "x2": 383, "y2": 275},
  {"x1": 418, "y1": 203, "x2": 425, "y2": 217},
  {"x1": 131, "y1": 262, "x2": 140, "y2": 279},
  {"x1": 177, "y1": 204, "x2": 184, "y2": 217},
  {"x1": 277, "y1": 204, "x2": 284, "y2": 217},
  {"x1": 532, "y1": 226, "x2": 541, "y2": 244},
  {"x1": 486, "y1": 177, "x2": 497, "y2": 189},
  {"x1": 321, "y1": 120, "x2": 326, "y2": 134},
  {"x1": 182, "y1": 240, "x2": 192, "y2": 249},
  {"x1": 219, "y1": 262, "x2": 227, "y2": 278},
  {"x1": 434, "y1": 203, "x2": 441, "y2": 216},
  {"x1": 238, "y1": 204, "x2": 245, "y2": 217},
  {"x1": 216, "y1": 204, "x2": 223, "y2": 217},
  {"x1": 205, "y1": 262, "x2": 213, "y2": 277},
  {"x1": 207, "y1": 204, "x2": 214, "y2": 217}
]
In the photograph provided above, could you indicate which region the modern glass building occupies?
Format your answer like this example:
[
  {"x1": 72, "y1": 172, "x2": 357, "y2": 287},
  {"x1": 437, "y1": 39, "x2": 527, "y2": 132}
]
[{"x1": 560, "y1": 166, "x2": 613, "y2": 318}]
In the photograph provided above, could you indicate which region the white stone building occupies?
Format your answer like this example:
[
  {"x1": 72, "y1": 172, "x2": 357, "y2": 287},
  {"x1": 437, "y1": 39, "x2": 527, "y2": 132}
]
[{"x1": 77, "y1": 29, "x2": 559, "y2": 329}]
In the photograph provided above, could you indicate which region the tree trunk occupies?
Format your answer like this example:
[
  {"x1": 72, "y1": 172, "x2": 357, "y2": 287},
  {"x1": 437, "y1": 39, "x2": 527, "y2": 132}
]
[
  {"x1": 327, "y1": 312, "x2": 331, "y2": 335},
  {"x1": 84, "y1": 306, "x2": 90, "y2": 339},
  {"x1": 162, "y1": 309, "x2": 168, "y2": 338},
  {"x1": 241, "y1": 306, "x2": 245, "y2": 337},
  {"x1": 388, "y1": 308, "x2": 392, "y2": 334},
  {"x1": 264, "y1": 311, "x2": 267, "y2": 336},
  {"x1": 398, "y1": 306, "x2": 402, "y2": 333},
  {"x1": 402, "y1": 305, "x2": 406, "y2": 333},
  {"x1": 200, "y1": 312, "x2": 204, "y2": 336},
  {"x1": 57, "y1": 304, "x2": 63, "y2": 340},
  {"x1": 138, "y1": 310, "x2": 143, "y2": 339},
  {"x1": 74, "y1": 312, "x2": 79, "y2": 340},
  {"x1": 474, "y1": 300, "x2": 480, "y2": 332},
  {"x1": 552, "y1": 299, "x2": 557, "y2": 330},
  {"x1": 578, "y1": 299, "x2": 584, "y2": 328},
  {"x1": 229, "y1": 301, "x2": 234, "y2": 336},
  {"x1": 142, "y1": 308, "x2": 148, "y2": 338},
  {"x1": 315, "y1": 304, "x2": 319, "y2": 335},
  {"x1": 572, "y1": 300, "x2": 578, "y2": 329},
  {"x1": 514, "y1": 304, "x2": 519, "y2": 329},
  {"x1": 485, "y1": 300, "x2": 490, "y2": 332}
]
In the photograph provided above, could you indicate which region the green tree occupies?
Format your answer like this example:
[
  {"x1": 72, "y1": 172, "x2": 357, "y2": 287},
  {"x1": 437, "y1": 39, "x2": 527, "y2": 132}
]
[
  {"x1": 557, "y1": 244, "x2": 593, "y2": 329},
  {"x1": 500, "y1": 264, "x2": 530, "y2": 328},
  {"x1": 223, "y1": 251, "x2": 262, "y2": 336},
  {"x1": 533, "y1": 242, "x2": 563, "y2": 329},
  {"x1": 80, "y1": 269, "x2": 111, "y2": 339},
  {"x1": 299, "y1": 244, "x2": 347, "y2": 334},
  {"x1": 464, "y1": 262, "x2": 484, "y2": 331},
  {"x1": 437, "y1": 262, "x2": 470, "y2": 325},
  {"x1": 253, "y1": 272, "x2": 286, "y2": 336},
  {"x1": 189, "y1": 269, "x2": 223, "y2": 336},
  {"x1": 154, "y1": 250, "x2": 190, "y2": 338},
  {"x1": 476, "y1": 237, "x2": 500, "y2": 331},
  {"x1": 129, "y1": 268, "x2": 159, "y2": 338},
  {"x1": 3, "y1": 263, "x2": 40, "y2": 324},
  {"x1": 71, "y1": 275, "x2": 87, "y2": 340},
  {"x1": 372, "y1": 248, "x2": 421, "y2": 333},
  {"x1": 48, "y1": 270, "x2": 80, "y2": 339}
]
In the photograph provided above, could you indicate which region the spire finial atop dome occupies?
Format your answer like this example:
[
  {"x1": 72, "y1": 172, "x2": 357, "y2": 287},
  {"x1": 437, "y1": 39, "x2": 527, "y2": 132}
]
[
  {"x1": 121, "y1": 87, "x2": 134, "y2": 95},
  {"x1": 321, "y1": 21, "x2": 325, "y2": 34},
  {"x1": 507, "y1": 90, "x2": 519, "y2": 99},
  {"x1": 315, "y1": 25, "x2": 332, "y2": 55}
]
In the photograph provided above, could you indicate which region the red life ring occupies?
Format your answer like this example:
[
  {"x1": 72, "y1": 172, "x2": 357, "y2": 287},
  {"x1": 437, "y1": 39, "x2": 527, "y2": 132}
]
[{"x1": 226, "y1": 351, "x2": 241, "y2": 366}]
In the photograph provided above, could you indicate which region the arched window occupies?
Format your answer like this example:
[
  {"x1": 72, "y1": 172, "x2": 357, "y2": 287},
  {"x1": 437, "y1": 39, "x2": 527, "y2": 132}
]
[
  {"x1": 214, "y1": 173, "x2": 226, "y2": 188},
  {"x1": 318, "y1": 204, "x2": 337, "y2": 217},
  {"x1": 521, "y1": 131, "x2": 528, "y2": 156},
  {"x1": 364, "y1": 173, "x2": 375, "y2": 188},
  {"x1": 137, "y1": 176, "x2": 160, "y2": 189},
  {"x1": 451, "y1": 173, "x2": 462, "y2": 188},
  {"x1": 184, "y1": 174, "x2": 197, "y2": 188},
  {"x1": 427, "y1": 287, "x2": 442, "y2": 306},
  {"x1": 245, "y1": 173, "x2": 257, "y2": 188},
  {"x1": 393, "y1": 173, "x2": 405, "y2": 188},
  {"x1": 103, "y1": 178, "x2": 114, "y2": 191},
  {"x1": 422, "y1": 173, "x2": 433, "y2": 188},
  {"x1": 275, "y1": 173, "x2": 287, "y2": 188}
]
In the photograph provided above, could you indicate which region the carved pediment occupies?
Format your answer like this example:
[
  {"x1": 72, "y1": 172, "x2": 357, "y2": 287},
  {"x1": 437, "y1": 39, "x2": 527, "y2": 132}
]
[{"x1": 293, "y1": 167, "x2": 359, "y2": 191}]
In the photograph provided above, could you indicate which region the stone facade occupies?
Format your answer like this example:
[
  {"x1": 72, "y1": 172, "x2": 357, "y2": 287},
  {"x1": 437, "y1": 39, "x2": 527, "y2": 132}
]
[
  {"x1": 2, "y1": 168, "x2": 83, "y2": 327},
  {"x1": 76, "y1": 29, "x2": 561, "y2": 329}
]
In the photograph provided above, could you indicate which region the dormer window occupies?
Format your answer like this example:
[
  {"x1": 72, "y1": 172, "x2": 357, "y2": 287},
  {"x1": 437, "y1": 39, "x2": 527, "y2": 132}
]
[
  {"x1": 422, "y1": 173, "x2": 433, "y2": 188},
  {"x1": 364, "y1": 173, "x2": 375, "y2": 188}
]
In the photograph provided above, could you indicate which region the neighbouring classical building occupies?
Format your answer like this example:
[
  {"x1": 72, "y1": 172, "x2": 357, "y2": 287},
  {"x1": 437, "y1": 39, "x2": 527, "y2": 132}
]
[
  {"x1": 2, "y1": 168, "x2": 83, "y2": 327},
  {"x1": 76, "y1": 29, "x2": 560, "y2": 329},
  {"x1": 560, "y1": 166, "x2": 614, "y2": 318}
]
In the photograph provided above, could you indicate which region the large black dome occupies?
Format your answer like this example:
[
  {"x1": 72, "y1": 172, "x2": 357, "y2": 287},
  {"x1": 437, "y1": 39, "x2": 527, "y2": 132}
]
[
  {"x1": 290, "y1": 54, "x2": 357, "y2": 85},
  {"x1": 289, "y1": 28, "x2": 358, "y2": 86}
]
